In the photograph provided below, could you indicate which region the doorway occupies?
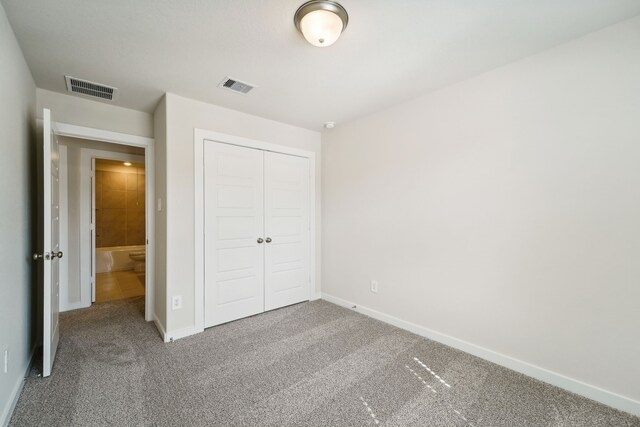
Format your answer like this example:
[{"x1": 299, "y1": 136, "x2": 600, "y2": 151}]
[
  {"x1": 55, "y1": 122, "x2": 155, "y2": 321},
  {"x1": 39, "y1": 111, "x2": 155, "y2": 377},
  {"x1": 93, "y1": 158, "x2": 146, "y2": 303}
]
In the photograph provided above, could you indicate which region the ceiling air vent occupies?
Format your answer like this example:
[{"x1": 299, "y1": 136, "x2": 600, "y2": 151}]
[
  {"x1": 218, "y1": 77, "x2": 255, "y2": 94},
  {"x1": 65, "y1": 76, "x2": 117, "y2": 101}
]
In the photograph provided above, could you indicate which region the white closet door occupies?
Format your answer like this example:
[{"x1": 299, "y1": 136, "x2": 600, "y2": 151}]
[
  {"x1": 264, "y1": 152, "x2": 310, "y2": 311},
  {"x1": 204, "y1": 142, "x2": 264, "y2": 327}
]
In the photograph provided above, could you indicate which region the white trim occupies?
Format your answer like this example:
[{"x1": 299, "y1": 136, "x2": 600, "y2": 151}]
[
  {"x1": 165, "y1": 326, "x2": 198, "y2": 343},
  {"x1": 308, "y1": 155, "x2": 316, "y2": 303},
  {"x1": 55, "y1": 122, "x2": 154, "y2": 147},
  {"x1": 193, "y1": 129, "x2": 205, "y2": 335},
  {"x1": 58, "y1": 145, "x2": 70, "y2": 311},
  {"x1": 0, "y1": 375, "x2": 24, "y2": 427},
  {"x1": 60, "y1": 301, "x2": 87, "y2": 312},
  {"x1": 90, "y1": 157, "x2": 96, "y2": 303},
  {"x1": 321, "y1": 293, "x2": 640, "y2": 417},
  {"x1": 55, "y1": 121, "x2": 156, "y2": 323},
  {"x1": 154, "y1": 312, "x2": 196, "y2": 343},
  {"x1": 153, "y1": 313, "x2": 168, "y2": 342},
  {"x1": 197, "y1": 130, "x2": 315, "y2": 158},
  {"x1": 1, "y1": 347, "x2": 35, "y2": 427},
  {"x1": 194, "y1": 129, "x2": 317, "y2": 335},
  {"x1": 144, "y1": 143, "x2": 156, "y2": 322}
]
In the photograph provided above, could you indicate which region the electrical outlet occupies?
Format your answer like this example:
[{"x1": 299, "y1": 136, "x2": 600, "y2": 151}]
[
  {"x1": 3, "y1": 349, "x2": 7, "y2": 374},
  {"x1": 370, "y1": 280, "x2": 379, "y2": 294},
  {"x1": 172, "y1": 295, "x2": 182, "y2": 310}
]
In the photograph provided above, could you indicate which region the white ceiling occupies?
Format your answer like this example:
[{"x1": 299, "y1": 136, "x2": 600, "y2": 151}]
[{"x1": 3, "y1": 0, "x2": 640, "y2": 130}]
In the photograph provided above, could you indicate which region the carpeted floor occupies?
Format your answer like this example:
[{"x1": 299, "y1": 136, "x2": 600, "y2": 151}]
[{"x1": 10, "y1": 297, "x2": 639, "y2": 426}]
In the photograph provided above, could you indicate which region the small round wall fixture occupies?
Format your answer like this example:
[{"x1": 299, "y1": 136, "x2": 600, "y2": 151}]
[
  {"x1": 324, "y1": 121, "x2": 336, "y2": 129},
  {"x1": 294, "y1": 0, "x2": 349, "y2": 47}
]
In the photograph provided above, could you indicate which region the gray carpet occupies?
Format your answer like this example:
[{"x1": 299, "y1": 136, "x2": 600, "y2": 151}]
[{"x1": 10, "y1": 297, "x2": 639, "y2": 426}]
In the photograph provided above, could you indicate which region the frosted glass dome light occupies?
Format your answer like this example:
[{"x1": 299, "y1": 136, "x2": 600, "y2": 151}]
[
  {"x1": 295, "y1": 1, "x2": 348, "y2": 48},
  {"x1": 300, "y1": 9, "x2": 343, "y2": 47}
]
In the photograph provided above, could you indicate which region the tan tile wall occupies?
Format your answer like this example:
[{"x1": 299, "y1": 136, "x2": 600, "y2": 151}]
[{"x1": 96, "y1": 170, "x2": 145, "y2": 247}]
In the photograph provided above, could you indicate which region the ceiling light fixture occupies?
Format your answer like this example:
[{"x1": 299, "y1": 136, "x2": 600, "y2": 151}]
[
  {"x1": 123, "y1": 162, "x2": 132, "y2": 166},
  {"x1": 294, "y1": 0, "x2": 348, "y2": 47}
]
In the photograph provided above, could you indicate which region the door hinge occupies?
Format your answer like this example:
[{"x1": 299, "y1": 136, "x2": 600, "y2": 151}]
[{"x1": 90, "y1": 223, "x2": 95, "y2": 231}]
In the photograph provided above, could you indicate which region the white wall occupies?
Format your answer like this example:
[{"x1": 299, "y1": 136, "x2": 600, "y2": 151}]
[
  {"x1": 161, "y1": 93, "x2": 321, "y2": 335},
  {"x1": 37, "y1": 88, "x2": 153, "y2": 138},
  {"x1": 322, "y1": 16, "x2": 640, "y2": 413},
  {"x1": 0, "y1": 3, "x2": 36, "y2": 424}
]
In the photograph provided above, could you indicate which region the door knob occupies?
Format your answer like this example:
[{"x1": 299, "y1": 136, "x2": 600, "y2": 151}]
[
  {"x1": 265, "y1": 237, "x2": 272, "y2": 243},
  {"x1": 257, "y1": 238, "x2": 264, "y2": 244}
]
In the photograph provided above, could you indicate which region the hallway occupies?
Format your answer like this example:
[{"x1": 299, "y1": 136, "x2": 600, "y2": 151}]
[{"x1": 95, "y1": 271, "x2": 145, "y2": 303}]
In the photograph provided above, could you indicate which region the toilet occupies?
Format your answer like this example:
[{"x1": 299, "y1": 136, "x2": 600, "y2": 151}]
[{"x1": 129, "y1": 250, "x2": 146, "y2": 273}]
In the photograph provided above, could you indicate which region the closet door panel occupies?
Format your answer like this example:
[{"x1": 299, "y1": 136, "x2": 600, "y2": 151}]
[
  {"x1": 204, "y1": 141, "x2": 264, "y2": 327},
  {"x1": 264, "y1": 152, "x2": 310, "y2": 310}
]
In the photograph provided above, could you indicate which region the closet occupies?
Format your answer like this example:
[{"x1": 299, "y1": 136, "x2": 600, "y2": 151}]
[{"x1": 203, "y1": 141, "x2": 310, "y2": 327}]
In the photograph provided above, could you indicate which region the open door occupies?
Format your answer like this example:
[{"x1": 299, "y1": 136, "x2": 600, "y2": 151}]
[{"x1": 33, "y1": 108, "x2": 61, "y2": 377}]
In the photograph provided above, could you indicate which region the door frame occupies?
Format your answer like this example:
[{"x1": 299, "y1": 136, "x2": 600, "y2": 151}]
[
  {"x1": 59, "y1": 148, "x2": 144, "y2": 310},
  {"x1": 55, "y1": 122, "x2": 156, "y2": 321},
  {"x1": 194, "y1": 129, "x2": 316, "y2": 333},
  {"x1": 82, "y1": 150, "x2": 145, "y2": 304}
]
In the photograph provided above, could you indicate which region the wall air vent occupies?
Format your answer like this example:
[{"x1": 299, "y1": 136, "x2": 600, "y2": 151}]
[
  {"x1": 64, "y1": 76, "x2": 117, "y2": 101},
  {"x1": 218, "y1": 77, "x2": 255, "y2": 94}
]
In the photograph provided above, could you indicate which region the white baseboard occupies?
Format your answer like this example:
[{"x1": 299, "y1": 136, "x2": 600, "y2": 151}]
[
  {"x1": 154, "y1": 313, "x2": 198, "y2": 343},
  {"x1": 153, "y1": 313, "x2": 168, "y2": 342},
  {"x1": 165, "y1": 325, "x2": 198, "y2": 343},
  {"x1": 1, "y1": 347, "x2": 35, "y2": 427},
  {"x1": 321, "y1": 293, "x2": 640, "y2": 417},
  {"x1": 60, "y1": 300, "x2": 90, "y2": 313},
  {"x1": 0, "y1": 372, "x2": 24, "y2": 427}
]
